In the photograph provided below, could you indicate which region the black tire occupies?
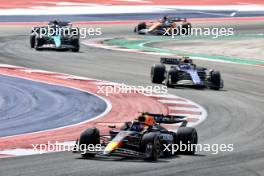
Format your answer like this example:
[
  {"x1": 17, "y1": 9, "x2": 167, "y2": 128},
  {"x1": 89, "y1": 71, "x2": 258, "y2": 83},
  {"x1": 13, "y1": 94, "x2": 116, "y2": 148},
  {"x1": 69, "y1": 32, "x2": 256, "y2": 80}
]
[
  {"x1": 141, "y1": 133, "x2": 161, "y2": 161},
  {"x1": 181, "y1": 23, "x2": 192, "y2": 35},
  {"x1": 175, "y1": 127, "x2": 198, "y2": 155},
  {"x1": 136, "y1": 22, "x2": 147, "y2": 32},
  {"x1": 71, "y1": 38, "x2": 80, "y2": 52},
  {"x1": 134, "y1": 26, "x2": 137, "y2": 33},
  {"x1": 151, "y1": 64, "x2": 165, "y2": 84},
  {"x1": 72, "y1": 47, "x2": 80, "y2": 52},
  {"x1": 34, "y1": 37, "x2": 43, "y2": 51},
  {"x1": 79, "y1": 128, "x2": 100, "y2": 158},
  {"x1": 30, "y1": 35, "x2": 35, "y2": 48},
  {"x1": 165, "y1": 69, "x2": 178, "y2": 87},
  {"x1": 209, "y1": 71, "x2": 222, "y2": 90}
]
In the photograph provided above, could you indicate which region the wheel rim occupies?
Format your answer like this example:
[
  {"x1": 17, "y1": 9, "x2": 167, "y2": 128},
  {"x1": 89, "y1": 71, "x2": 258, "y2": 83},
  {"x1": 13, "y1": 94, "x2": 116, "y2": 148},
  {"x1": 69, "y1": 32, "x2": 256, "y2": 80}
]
[
  {"x1": 145, "y1": 143, "x2": 153, "y2": 158},
  {"x1": 166, "y1": 74, "x2": 172, "y2": 86},
  {"x1": 153, "y1": 140, "x2": 161, "y2": 159}
]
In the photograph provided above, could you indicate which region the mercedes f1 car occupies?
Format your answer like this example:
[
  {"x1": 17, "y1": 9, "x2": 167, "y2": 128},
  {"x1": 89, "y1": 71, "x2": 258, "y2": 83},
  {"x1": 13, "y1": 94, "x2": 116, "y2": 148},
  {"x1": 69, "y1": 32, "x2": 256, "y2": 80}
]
[
  {"x1": 134, "y1": 16, "x2": 192, "y2": 35},
  {"x1": 73, "y1": 113, "x2": 198, "y2": 161},
  {"x1": 30, "y1": 20, "x2": 80, "y2": 52},
  {"x1": 151, "y1": 57, "x2": 224, "y2": 90}
]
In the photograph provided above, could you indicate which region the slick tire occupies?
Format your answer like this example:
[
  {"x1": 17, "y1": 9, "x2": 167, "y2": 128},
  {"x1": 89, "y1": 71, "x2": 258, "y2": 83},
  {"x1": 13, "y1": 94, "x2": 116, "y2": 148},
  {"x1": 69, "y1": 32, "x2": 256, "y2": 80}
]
[
  {"x1": 151, "y1": 64, "x2": 165, "y2": 84},
  {"x1": 165, "y1": 69, "x2": 178, "y2": 87},
  {"x1": 209, "y1": 71, "x2": 222, "y2": 90},
  {"x1": 141, "y1": 133, "x2": 161, "y2": 161},
  {"x1": 71, "y1": 38, "x2": 80, "y2": 52},
  {"x1": 136, "y1": 22, "x2": 147, "y2": 32},
  {"x1": 181, "y1": 23, "x2": 192, "y2": 35},
  {"x1": 72, "y1": 47, "x2": 80, "y2": 52},
  {"x1": 34, "y1": 37, "x2": 43, "y2": 51},
  {"x1": 79, "y1": 128, "x2": 100, "y2": 158},
  {"x1": 175, "y1": 127, "x2": 198, "y2": 155},
  {"x1": 30, "y1": 35, "x2": 35, "y2": 48}
]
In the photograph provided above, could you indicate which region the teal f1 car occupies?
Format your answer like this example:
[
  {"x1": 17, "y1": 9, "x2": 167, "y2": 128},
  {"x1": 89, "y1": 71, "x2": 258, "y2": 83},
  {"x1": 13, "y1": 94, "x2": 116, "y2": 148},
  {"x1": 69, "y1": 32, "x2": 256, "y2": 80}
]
[{"x1": 30, "y1": 21, "x2": 80, "y2": 52}]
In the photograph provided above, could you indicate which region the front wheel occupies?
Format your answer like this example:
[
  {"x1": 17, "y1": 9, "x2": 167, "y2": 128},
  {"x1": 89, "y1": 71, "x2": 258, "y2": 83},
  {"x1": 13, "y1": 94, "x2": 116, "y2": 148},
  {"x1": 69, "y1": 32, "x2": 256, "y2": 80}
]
[
  {"x1": 165, "y1": 69, "x2": 178, "y2": 87},
  {"x1": 141, "y1": 133, "x2": 161, "y2": 161},
  {"x1": 34, "y1": 37, "x2": 43, "y2": 51},
  {"x1": 135, "y1": 22, "x2": 147, "y2": 33},
  {"x1": 208, "y1": 71, "x2": 223, "y2": 90},
  {"x1": 181, "y1": 23, "x2": 192, "y2": 35},
  {"x1": 30, "y1": 35, "x2": 35, "y2": 48},
  {"x1": 72, "y1": 47, "x2": 80, "y2": 52},
  {"x1": 79, "y1": 128, "x2": 100, "y2": 158}
]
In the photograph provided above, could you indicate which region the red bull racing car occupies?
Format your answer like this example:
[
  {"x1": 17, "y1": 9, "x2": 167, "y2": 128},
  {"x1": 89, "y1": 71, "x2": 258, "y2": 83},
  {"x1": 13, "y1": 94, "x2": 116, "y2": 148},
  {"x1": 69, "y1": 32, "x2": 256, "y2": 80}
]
[{"x1": 73, "y1": 112, "x2": 198, "y2": 161}]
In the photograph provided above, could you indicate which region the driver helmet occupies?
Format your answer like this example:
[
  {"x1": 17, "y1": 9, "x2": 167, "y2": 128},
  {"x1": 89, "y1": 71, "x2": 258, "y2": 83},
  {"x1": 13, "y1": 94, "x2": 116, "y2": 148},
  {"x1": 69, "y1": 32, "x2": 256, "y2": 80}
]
[
  {"x1": 182, "y1": 56, "x2": 192, "y2": 63},
  {"x1": 49, "y1": 20, "x2": 59, "y2": 27},
  {"x1": 161, "y1": 15, "x2": 169, "y2": 23},
  {"x1": 131, "y1": 122, "x2": 145, "y2": 132},
  {"x1": 137, "y1": 114, "x2": 156, "y2": 126}
]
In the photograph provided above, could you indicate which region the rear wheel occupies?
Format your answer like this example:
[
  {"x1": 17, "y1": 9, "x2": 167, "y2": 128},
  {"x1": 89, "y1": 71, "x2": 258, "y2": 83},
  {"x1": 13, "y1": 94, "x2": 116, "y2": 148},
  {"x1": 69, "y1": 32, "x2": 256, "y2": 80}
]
[
  {"x1": 72, "y1": 47, "x2": 80, "y2": 52},
  {"x1": 151, "y1": 64, "x2": 165, "y2": 84},
  {"x1": 175, "y1": 127, "x2": 198, "y2": 155},
  {"x1": 79, "y1": 128, "x2": 100, "y2": 158}
]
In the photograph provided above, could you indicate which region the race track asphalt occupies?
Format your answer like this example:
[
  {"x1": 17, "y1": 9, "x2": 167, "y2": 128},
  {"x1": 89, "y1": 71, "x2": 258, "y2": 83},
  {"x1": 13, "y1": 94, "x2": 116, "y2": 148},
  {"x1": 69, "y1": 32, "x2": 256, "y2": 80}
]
[
  {"x1": 0, "y1": 74, "x2": 107, "y2": 137},
  {"x1": 0, "y1": 21, "x2": 263, "y2": 176}
]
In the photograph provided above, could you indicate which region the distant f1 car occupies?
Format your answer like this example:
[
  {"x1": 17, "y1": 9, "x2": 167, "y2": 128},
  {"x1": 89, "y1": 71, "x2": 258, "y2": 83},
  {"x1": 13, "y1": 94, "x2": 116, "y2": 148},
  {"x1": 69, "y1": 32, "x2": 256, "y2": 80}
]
[
  {"x1": 151, "y1": 57, "x2": 224, "y2": 90},
  {"x1": 73, "y1": 112, "x2": 198, "y2": 161},
  {"x1": 134, "y1": 16, "x2": 192, "y2": 35},
  {"x1": 30, "y1": 20, "x2": 80, "y2": 52}
]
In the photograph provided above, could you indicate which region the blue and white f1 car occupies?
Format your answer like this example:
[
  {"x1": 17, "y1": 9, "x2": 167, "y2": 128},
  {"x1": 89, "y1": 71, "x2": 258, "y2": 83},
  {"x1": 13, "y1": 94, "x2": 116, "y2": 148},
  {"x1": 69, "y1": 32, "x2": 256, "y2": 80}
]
[{"x1": 151, "y1": 57, "x2": 224, "y2": 90}]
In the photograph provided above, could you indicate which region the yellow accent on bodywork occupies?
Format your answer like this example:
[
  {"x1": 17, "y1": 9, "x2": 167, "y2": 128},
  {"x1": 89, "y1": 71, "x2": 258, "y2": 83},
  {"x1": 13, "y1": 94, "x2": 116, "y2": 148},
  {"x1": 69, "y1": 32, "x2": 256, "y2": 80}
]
[{"x1": 104, "y1": 142, "x2": 122, "y2": 153}]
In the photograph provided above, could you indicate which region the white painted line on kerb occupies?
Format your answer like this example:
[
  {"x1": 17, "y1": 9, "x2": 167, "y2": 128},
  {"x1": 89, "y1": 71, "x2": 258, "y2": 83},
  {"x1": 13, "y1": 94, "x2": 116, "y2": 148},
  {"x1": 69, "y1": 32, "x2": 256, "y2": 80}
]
[
  {"x1": 158, "y1": 99, "x2": 194, "y2": 105},
  {"x1": 168, "y1": 107, "x2": 199, "y2": 111}
]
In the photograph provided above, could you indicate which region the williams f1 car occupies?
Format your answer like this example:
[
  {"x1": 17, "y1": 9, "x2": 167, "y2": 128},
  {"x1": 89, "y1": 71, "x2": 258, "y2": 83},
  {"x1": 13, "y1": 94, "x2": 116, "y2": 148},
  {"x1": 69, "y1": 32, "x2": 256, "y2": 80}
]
[
  {"x1": 73, "y1": 113, "x2": 198, "y2": 161},
  {"x1": 151, "y1": 57, "x2": 224, "y2": 90},
  {"x1": 134, "y1": 16, "x2": 192, "y2": 35},
  {"x1": 30, "y1": 20, "x2": 80, "y2": 52}
]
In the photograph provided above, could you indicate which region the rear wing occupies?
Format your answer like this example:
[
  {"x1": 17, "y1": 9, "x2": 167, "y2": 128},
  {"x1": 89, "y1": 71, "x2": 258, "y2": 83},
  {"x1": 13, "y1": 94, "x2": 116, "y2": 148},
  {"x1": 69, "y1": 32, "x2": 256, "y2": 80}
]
[
  {"x1": 169, "y1": 17, "x2": 187, "y2": 22},
  {"x1": 142, "y1": 112, "x2": 188, "y2": 127},
  {"x1": 48, "y1": 21, "x2": 72, "y2": 27},
  {"x1": 160, "y1": 57, "x2": 182, "y2": 65}
]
